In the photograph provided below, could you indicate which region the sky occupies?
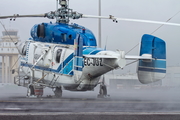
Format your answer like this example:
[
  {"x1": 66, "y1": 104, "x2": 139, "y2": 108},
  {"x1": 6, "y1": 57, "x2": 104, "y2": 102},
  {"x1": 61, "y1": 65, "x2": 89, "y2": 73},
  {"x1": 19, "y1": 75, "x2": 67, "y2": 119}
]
[{"x1": 0, "y1": 0, "x2": 180, "y2": 74}]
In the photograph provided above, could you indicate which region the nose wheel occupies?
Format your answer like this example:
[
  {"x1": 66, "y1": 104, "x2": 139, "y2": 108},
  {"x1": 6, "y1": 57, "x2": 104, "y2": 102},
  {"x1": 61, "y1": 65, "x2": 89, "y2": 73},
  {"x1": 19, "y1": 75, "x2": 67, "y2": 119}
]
[
  {"x1": 27, "y1": 85, "x2": 35, "y2": 97},
  {"x1": 27, "y1": 85, "x2": 44, "y2": 98}
]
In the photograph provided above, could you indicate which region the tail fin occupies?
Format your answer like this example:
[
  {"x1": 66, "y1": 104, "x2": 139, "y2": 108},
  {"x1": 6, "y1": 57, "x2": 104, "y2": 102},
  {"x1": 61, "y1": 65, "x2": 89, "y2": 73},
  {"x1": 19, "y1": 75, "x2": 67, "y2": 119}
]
[{"x1": 137, "y1": 34, "x2": 166, "y2": 84}]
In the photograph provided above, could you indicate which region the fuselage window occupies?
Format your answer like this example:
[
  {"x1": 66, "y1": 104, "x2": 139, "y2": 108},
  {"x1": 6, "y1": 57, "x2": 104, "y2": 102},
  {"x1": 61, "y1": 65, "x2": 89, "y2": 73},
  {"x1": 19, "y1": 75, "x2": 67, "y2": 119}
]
[{"x1": 56, "y1": 49, "x2": 62, "y2": 63}]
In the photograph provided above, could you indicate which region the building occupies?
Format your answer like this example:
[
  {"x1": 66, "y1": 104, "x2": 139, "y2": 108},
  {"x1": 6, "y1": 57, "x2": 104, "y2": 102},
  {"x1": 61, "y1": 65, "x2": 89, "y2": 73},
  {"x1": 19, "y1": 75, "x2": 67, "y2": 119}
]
[
  {"x1": 105, "y1": 66, "x2": 180, "y2": 90},
  {"x1": 105, "y1": 73, "x2": 161, "y2": 90},
  {"x1": 163, "y1": 66, "x2": 180, "y2": 86},
  {"x1": 0, "y1": 30, "x2": 20, "y2": 83}
]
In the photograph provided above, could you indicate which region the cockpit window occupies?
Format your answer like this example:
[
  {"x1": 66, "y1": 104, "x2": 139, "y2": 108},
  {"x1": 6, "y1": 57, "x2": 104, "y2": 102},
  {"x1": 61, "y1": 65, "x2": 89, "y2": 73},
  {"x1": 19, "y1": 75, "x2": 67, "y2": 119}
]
[{"x1": 56, "y1": 49, "x2": 62, "y2": 63}]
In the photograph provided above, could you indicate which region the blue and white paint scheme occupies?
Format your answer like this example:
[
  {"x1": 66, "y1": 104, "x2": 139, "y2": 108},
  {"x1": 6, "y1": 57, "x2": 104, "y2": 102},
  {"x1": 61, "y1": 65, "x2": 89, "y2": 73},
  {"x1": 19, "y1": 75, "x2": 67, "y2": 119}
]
[
  {"x1": 17, "y1": 22, "x2": 166, "y2": 94},
  {"x1": 137, "y1": 34, "x2": 166, "y2": 84},
  {"x1": 1, "y1": 0, "x2": 177, "y2": 98}
]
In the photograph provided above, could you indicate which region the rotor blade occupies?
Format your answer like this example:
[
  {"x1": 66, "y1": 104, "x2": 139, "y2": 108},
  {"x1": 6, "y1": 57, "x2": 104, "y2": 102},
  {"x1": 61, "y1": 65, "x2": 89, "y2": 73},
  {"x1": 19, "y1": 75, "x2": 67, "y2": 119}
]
[
  {"x1": 0, "y1": 14, "x2": 46, "y2": 19},
  {"x1": 82, "y1": 15, "x2": 180, "y2": 27},
  {"x1": 82, "y1": 15, "x2": 110, "y2": 19},
  {"x1": 116, "y1": 18, "x2": 180, "y2": 26}
]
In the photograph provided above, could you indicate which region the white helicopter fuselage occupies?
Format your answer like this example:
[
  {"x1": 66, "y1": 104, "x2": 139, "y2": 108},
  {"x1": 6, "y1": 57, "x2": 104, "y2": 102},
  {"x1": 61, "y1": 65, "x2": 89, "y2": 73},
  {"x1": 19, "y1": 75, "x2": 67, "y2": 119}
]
[
  {"x1": 20, "y1": 40, "x2": 120, "y2": 91},
  {"x1": 18, "y1": 33, "x2": 166, "y2": 95}
]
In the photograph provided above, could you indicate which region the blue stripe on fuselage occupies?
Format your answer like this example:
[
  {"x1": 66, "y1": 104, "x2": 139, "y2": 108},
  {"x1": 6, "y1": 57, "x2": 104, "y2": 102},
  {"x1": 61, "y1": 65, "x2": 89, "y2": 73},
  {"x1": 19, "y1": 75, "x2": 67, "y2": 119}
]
[
  {"x1": 83, "y1": 47, "x2": 97, "y2": 55},
  {"x1": 21, "y1": 47, "x2": 104, "y2": 75},
  {"x1": 58, "y1": 53, "x2": 74, "y2": 74}
]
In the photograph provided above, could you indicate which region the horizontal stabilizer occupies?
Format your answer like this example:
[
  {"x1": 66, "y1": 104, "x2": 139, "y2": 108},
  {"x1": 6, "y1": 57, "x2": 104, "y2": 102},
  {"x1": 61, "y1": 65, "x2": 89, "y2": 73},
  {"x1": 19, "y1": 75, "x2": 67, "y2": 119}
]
[
  {"x1": 137, "y1": 34, "x2": 166, "y2": 84},
  {"x1": 125, "y1": 54, "x2": 152, "y2": 60},
  {"x1": 83, "y1": 55, "x2": 118, "y2": 59}
]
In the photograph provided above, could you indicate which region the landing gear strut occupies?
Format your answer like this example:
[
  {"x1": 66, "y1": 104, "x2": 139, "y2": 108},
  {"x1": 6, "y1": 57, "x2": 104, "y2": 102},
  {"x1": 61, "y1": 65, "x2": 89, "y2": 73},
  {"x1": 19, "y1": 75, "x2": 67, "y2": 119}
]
[
  {"x1": 27, "y1": 84, "x2": 35, "y2": 97},
  {"x1": 97, "y1": 76, "x2": 110, "y2": 98},
  {"x1": 97, "y1": 84, "x2": 108, "y2": 98},
  {"x1": 53, "y1": 87, "x2": 62, "y2": 98}
]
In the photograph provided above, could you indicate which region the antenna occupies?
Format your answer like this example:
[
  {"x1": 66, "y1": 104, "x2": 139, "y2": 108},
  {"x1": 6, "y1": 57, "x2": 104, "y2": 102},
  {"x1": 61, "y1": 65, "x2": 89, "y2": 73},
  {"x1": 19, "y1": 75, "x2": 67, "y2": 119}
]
[{"x1": 104, "y1": 36, "x2": 108, "y2": 50}]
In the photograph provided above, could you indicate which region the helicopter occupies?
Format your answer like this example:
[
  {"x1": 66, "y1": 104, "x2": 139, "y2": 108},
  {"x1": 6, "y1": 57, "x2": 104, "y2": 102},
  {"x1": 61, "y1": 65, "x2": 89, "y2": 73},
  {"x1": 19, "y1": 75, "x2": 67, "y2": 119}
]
[{"x1": 0, "y1": 0, "x2": 179, "y2": 98}]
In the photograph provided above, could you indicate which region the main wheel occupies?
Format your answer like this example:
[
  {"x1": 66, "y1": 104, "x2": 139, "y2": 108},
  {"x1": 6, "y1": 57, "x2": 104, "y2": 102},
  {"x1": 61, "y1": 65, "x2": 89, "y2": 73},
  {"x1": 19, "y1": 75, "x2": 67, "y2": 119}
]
[
  {"x1": 102, "y1": 85, "x2": 107, "y2": 96},
  {"x1": 98, "y1": 85, "x2": 107, "y2": 98},
  {"x1": 54, "y1": 87, "x2": 62, "y2": 98}
]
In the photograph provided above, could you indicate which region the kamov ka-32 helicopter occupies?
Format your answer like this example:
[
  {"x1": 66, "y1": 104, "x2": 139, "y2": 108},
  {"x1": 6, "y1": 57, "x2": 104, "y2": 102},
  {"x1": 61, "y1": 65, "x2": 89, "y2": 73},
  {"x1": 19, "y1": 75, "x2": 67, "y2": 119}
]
[{"x1": 0, "y1": 0, "x2": 179, "y2": 98}]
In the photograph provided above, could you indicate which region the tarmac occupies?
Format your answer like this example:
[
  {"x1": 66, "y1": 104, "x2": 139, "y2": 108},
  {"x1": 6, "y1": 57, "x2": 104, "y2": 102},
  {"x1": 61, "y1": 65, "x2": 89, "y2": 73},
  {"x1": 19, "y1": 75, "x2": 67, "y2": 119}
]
[{"x1": 1, "y1": 83, "x2": 180, "y2": 120}]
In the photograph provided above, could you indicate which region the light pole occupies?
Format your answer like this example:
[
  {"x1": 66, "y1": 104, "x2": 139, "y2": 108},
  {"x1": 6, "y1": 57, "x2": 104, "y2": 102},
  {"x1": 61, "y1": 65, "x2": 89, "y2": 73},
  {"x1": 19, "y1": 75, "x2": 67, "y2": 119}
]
[{"x1": 98, "y1": 0, "x2": 101, "y2": 48}]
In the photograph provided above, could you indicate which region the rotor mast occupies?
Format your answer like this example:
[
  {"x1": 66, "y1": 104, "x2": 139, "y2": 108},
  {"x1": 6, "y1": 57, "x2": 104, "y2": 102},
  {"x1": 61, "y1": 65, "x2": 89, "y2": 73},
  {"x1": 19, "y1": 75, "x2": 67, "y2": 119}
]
[
  {"x1": 45, "y1": 0, "x2": 82, "y2": 24},
  {"x1": 57, "y1": 0, "x2": 70, "y2": 23}
]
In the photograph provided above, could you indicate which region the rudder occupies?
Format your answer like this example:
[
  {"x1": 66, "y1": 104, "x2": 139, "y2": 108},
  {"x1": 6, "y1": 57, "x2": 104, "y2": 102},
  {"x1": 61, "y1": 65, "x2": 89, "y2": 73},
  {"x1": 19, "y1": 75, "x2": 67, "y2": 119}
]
[{"x1": 137, "y1": 34, "x2": 166, "y2": 84}]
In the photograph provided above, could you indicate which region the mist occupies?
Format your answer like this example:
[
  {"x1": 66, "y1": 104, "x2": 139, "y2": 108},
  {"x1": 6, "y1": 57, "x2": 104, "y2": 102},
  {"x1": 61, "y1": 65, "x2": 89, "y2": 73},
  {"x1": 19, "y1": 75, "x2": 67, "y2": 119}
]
[
  {"x1": 1, "y1": 83, "x2": 180, "y2": 113},
  {"x1": 0, "y1": 1, "x2": 180, "y2": 118}
]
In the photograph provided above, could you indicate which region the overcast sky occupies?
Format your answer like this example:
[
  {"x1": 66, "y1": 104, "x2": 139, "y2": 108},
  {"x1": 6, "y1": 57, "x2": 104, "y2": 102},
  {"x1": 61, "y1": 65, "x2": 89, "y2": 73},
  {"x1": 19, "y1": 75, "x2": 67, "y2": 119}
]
[{"x1": 0, "y1": 0, "x2": 180, "y2": 74}]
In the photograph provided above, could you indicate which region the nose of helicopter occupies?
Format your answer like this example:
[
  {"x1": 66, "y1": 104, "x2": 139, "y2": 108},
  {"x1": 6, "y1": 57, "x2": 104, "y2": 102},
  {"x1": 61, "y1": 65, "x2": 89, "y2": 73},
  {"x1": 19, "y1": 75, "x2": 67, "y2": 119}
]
[{"x1": 17, "y1": 41, "x2": 28, "y2": 56}]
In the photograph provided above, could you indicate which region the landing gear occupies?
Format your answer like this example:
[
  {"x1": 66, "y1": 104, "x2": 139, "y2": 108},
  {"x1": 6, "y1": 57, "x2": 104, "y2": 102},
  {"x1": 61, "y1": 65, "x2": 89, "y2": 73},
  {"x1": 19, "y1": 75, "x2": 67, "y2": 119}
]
[
  {"x1": 97, "y1": 84, "x2": 109, "y2": 98},
  {"x1": 53, "y1": 87, "x2": 62, "y2": 98},
  {"x1": 97, "y1": 76, "x2": 110, "y2": 98},
  {"x1": 27, "y1": 84, "x2": 44, "y2": 98},
  {"x1": 27, "y1": 85, "x2": 35, "y2": 97}
]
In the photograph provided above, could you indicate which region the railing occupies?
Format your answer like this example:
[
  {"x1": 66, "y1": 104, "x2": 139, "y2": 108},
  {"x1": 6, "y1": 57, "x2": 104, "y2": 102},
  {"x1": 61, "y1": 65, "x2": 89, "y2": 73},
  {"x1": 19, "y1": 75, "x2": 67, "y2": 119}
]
[{"x1": 14, "y1": 76, "x2": 30, "y2": 87}]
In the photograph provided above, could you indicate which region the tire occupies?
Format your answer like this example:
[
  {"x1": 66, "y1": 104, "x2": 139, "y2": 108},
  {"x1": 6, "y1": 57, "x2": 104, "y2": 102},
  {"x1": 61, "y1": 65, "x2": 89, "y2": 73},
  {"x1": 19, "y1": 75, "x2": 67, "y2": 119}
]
[
  {"x1": 99, "y1": 85, "x2": 107, "y2": 96},
  {"x1": 98, "y1": 85, "x2": 107, "y2": 98},
  {"x1": 102, "y1": 85, "x2": 107, "y2": 96},
  {"x1": 54, "y1": 87, "x2": 62, "y2": 98},
  {"x1": 27, "y1": 85, "x2": 35, "y2": 97}
]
